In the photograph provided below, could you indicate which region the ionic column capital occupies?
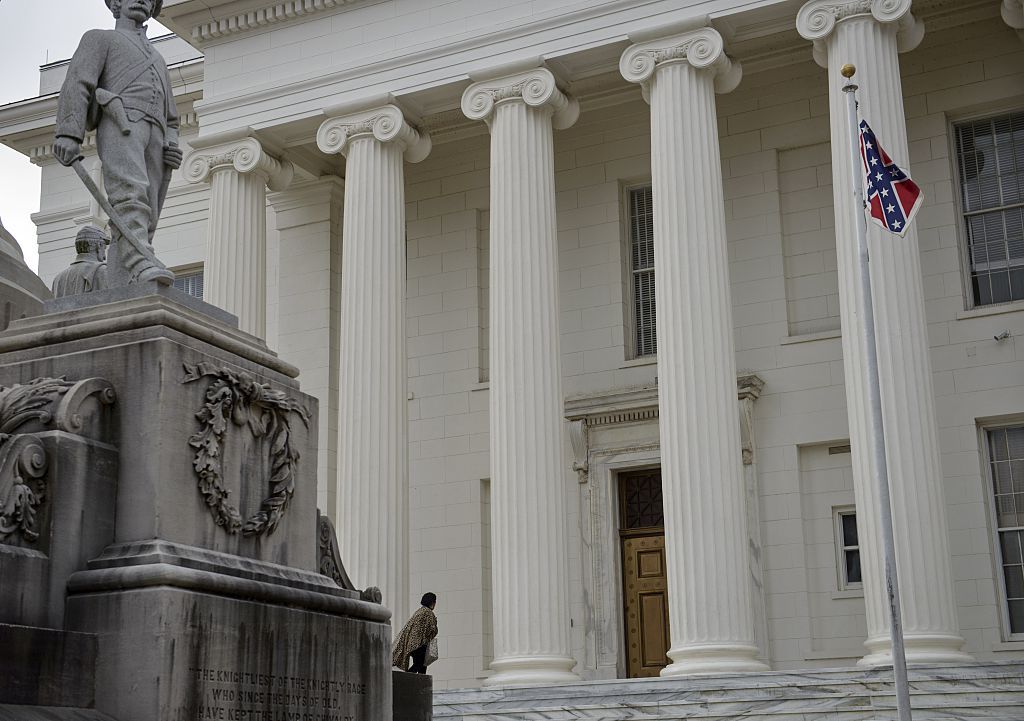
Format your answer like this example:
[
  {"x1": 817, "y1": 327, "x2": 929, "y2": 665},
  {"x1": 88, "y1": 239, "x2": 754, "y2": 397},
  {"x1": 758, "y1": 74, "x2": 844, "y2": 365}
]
[
  {"x1": 619, "y1": 27, "x2": 742, "y2": 98},
  {"x1": 797, "y1": 0, "x2": 924, "y2": 66},
  {"x1": 1003, "y1": 0, "x2": 1024, "y2": 40},
  {"x1": 316, "y1": 104, "x2": 431, "y2": 163},
  {"x1": 460, "y1": 67, "x2": 580, "y2": 130},
  {"x1": 184, "y1": 137, "x2": 294, "y2": 192}
]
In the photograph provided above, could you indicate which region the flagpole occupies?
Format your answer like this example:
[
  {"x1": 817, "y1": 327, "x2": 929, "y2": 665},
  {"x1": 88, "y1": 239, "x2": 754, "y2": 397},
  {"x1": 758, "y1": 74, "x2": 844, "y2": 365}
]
[{"x1": 840, "y1": 63, "x2": 913, "y2": 721}]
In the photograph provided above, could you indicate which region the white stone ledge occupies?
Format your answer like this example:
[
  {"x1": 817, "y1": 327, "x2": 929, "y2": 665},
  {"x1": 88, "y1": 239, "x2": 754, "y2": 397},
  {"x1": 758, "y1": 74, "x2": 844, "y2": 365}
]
[
  {"x1": 780, "y1": 328, "x2": 842, "y2": 345},
  {"x1": 955, "y1": 302, "x2": 1024, "y2": 321},
  {"x1": 619, "y1": 356, "x2": 657, "y2": 369},
  {"x1": 992, "y1": 640, "x2": 1024, "y2": 652}
]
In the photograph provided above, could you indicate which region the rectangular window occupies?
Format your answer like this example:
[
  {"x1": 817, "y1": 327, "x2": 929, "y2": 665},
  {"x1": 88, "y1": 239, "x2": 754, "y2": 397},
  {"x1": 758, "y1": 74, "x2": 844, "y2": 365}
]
[
  {"x1": 627, "y1": 185, "x2": 656, "y2": 357},
  {"x1": 172, "y1": 268, "x2": 204, "y2": 300},
  {"x1": 834, "y1": 507, "x2": 862, "y2": 590},
  {"x1": 985, "y1": 425, "x2": 1024, "y2": 636},
  {"x1": 954, "y1": 112, "x2": 1024, "y2": 307}
]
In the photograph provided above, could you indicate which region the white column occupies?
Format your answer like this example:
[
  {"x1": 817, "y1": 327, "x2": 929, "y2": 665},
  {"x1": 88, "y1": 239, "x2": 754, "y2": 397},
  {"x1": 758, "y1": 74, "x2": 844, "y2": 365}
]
[
  {"x1": 184, "y1": 138, "x2": 293, "y2": 337},
  {"x1": 1003, "y1": 0, "x2": 1024, "y2": 39},
  {"x1": 317, "y1": 105, "x2": 430, "y2": 626},
  {"x1": 461, "y1": 67, "x2": 582, "y2": 687},
  {"x1": 798, "y1": 0, "x2": 970, "y2": 665},
  {"x1": 621, "y1": 25, "x2": 767, "y2": 676}
]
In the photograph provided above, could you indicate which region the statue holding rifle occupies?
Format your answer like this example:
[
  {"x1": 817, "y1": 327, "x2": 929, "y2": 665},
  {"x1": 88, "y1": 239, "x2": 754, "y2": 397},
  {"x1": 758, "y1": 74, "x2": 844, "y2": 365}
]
[{"x1": 53, "y1": 0, "x2": 180, "y2": 286}]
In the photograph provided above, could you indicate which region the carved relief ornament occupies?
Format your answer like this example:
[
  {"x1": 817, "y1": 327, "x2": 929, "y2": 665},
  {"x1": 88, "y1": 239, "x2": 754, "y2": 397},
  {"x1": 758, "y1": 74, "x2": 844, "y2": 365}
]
[
  {"x1": 619, "y1": 27, "x2": 742, "y2": 99},
  {"x1": 183, "y1": 362, "x2": 311, "y2": 537},
  {"x1": 0, "y1": 377, "x2": 116, "y2": 545},
  {"x1": 797, "y1": 0, "x2": 925, "y2": 67},
  {"x1": 461, "y1": 67, "x2": 580, "y2": 130},
  {"x1": 317, "y1": 510, "x2": 355, "y2": 590},
  {"x1": 567, "y1": 419, "x2": 589, "y2": 484},
  {"x1": 316, "y1": 104, "x2": 431, "y2": 163},
  {"x1": 184, "y1": 137, "x2": 295, "y2": 191}
]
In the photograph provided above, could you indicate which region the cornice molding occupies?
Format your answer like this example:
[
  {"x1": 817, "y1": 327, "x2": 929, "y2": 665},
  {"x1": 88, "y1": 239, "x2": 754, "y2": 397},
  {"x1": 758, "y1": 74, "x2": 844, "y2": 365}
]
[
  {"x1": 187, "y1": 0, "x2": 363, "y2": 45},
  {"x1": 460, "y1": 67, "x2": 579, "y2": 131},
  {"x1": 29, "y1": 112, "x2": 200, "y2": 166},
  {"x1": 565, "y1": 385, "x2": 659, "y2": 426},
  {"x1": 1003, "y1": 0, "x2": 1024, "y2": 39},
  {"x1": 315, "y1": 104, "x2": 431, "y2": 162},
  {"x1": 620, "y1": 26, "x2": 742, "y2": 97},
  {"x1": 31, "y1": 133, "x2": 96, "y2": 166},
  {"x1": 565, "y1": 374, "x2": 765, "y2": 427},
  {"x1": 797, "y1": 0, "x2": 924, "y2": 67},
  {"x1": 183, "y1": 136, "x2": 294, "y2": 191}
]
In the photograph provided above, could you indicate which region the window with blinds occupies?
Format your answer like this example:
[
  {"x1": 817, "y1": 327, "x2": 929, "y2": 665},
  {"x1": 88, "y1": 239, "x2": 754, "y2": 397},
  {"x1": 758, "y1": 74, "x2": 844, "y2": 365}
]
[
  {"x1": 955, "y1": 112, "x2": 1024, "y2": 306},
  {"x1": 173, "y1": 268, "x2": 204, "y2": 300},
  {"x1": 986, "y1": 425, "x2": 1024, "y2": 637},
  {"x1": 628, "y1": 185, "x2": 657, "y2": 357}
]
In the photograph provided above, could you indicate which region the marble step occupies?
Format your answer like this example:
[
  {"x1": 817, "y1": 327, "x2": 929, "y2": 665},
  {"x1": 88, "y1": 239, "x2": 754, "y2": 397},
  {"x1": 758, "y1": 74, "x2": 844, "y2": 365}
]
[
  {"x1": 433, "y1": 662, "x2": 1024, "y2": 721},
  {"x1": 435, "y1": 703, "x2": 1023, "y2": 721}
]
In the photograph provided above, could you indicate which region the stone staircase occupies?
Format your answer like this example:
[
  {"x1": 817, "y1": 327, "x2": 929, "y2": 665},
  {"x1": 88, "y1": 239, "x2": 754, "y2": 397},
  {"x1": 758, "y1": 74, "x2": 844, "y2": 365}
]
[{"x1": 433, "y1": 663, "x2": 1024, "y2": 720}]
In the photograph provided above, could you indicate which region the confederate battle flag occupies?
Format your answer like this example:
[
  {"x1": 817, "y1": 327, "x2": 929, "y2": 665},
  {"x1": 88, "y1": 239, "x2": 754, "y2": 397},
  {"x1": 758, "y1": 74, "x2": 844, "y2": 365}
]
[{"x1": 859, "y1": 119, "x2": 924, "y2": 237}]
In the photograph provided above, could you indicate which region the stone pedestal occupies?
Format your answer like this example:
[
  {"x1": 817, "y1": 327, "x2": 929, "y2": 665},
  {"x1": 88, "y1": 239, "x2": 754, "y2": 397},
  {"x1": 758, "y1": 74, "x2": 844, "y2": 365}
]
[{"x1": 0, "y1": 287, "x2": 391, "y2": 721}]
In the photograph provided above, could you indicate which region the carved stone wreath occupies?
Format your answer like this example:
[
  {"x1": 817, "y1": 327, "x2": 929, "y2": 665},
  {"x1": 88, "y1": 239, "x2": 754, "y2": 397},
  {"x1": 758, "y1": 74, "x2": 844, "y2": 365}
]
[{"x1": 183, "y1": 362, "x2": 311, "y2": 537}]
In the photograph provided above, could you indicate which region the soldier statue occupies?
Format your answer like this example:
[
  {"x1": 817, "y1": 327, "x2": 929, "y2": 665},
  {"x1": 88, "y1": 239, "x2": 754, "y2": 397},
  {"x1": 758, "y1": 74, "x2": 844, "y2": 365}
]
[
  {"x1": 51, "y1": 226, "x2": 110, "y2": 298},
  {"x1": 53, "y1": 0, "x2": 180, "y2": 286}
]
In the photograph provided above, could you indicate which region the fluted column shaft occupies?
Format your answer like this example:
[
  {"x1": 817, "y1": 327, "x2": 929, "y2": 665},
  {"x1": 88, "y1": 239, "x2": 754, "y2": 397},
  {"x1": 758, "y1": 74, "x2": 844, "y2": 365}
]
[
  {"x1": 461, "y1": 68, "x2": 581, "y2": 687},
  {"x1": 185, "y1": 137, "x2": 293, "y2": 337},
  {"x1": 798, "y1": 0, "x2": 969, "y2": 665},
  {"x1": 207, "y1": 169, "x2": 267, "y2": 335},
  {"x1": 317, "y1": 105, "x2": 430, "y2": 626},
  {"x1": 621, "y1": 27, "x2": 766, "y2": 676}
]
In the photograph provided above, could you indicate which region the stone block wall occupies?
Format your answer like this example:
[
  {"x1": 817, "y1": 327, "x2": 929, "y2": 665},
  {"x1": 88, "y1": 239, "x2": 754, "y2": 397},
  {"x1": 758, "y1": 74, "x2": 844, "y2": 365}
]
[{"x1": 403, "y1": 133, "x2": 493, "y2": 686}]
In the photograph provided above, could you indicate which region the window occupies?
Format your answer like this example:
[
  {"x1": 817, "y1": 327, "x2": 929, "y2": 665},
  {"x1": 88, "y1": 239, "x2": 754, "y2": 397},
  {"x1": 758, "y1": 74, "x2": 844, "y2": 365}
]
[
  {"x1": 172, "y1": 267, "x2": 204, "y2": 300},
  {"x1": 954, "y1": 112, "x2": 1024, "y2": 307},
  {"x1": 985, "y1": 425, "x2": 1024, "y2": 637},
  {"x1": 834, "y1": 507, "x2": 862, "y2": 590},
  {"x1": 619, "y1": 469, "x2": 664, "y2": 532},
  {"x1": 626, "y1": 185, "x2": 656, "y2": 358}
]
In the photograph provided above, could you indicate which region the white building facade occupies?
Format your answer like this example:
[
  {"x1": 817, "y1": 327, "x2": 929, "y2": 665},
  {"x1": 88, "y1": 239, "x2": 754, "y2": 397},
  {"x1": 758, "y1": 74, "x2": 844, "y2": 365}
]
[{"x1": 2, "y1": 0, "x2": 1024, "y2": 690}]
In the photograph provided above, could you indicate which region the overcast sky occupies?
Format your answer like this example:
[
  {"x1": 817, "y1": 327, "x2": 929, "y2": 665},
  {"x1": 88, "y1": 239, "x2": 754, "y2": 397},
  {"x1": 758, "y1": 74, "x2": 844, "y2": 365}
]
[{"x1": 0, "y1": 1, "x2": 169, "y2": 271}]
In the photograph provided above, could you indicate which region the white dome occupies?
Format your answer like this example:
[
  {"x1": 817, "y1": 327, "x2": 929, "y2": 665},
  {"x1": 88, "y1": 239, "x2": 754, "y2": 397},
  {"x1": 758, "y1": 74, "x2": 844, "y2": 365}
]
[{"x1": 0, "y1": 216, "x2": 26, "y2": 263}]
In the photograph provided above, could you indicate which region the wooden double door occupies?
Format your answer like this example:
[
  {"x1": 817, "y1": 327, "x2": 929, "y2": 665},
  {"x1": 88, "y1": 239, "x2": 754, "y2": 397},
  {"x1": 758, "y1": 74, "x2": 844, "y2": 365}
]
[{"x1": 619, "y1": 469, "x2": 670, "y2": 678}]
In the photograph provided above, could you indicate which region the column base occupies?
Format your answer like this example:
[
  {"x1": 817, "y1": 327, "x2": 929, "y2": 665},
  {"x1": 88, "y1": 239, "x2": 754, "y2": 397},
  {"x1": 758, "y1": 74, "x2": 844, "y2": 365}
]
[
  {"x1": 662, "y1": 643, "x2": 769, "y2": 676},
  {"x1": 483, "y1": 655, "x2": 582, "y2": 687},
  {"x1": 859, "y1": 633, "x2": 973, "y2": 667}
]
